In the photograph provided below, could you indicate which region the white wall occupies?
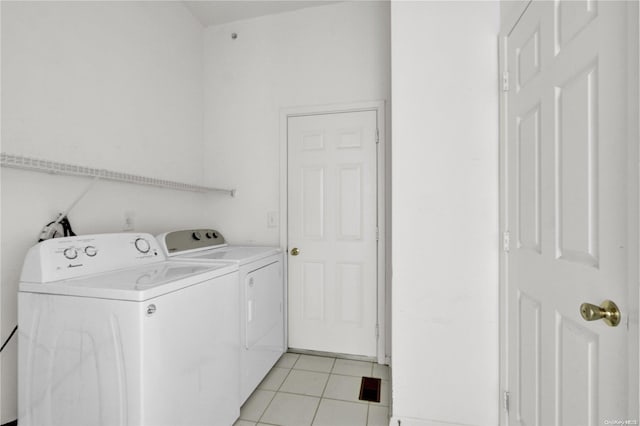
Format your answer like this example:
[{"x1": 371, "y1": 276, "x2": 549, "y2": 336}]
[
  {"x1": 0, "y1": 2, "x2": 207, "y2": 422},
  {"x1": 391, "y1": 2, "x2": 500, "y2": 426},
  {"x1": 1, "y1": 1, "x2": 501, "y2": 424},
  {"x1": 202, "y1": 1, "x2": 391, "y2": 245}
]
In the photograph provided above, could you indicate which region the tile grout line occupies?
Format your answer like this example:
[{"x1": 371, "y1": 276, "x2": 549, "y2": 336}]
[
  {"x1": 366, "y1": 404, "x2": 370, "y2": 426},
  {"x1": 364, "y1": 362, "x2": 373, "y2": 425},
  {"x1": 292, "y1": 354, "x2": 337, "y2": 375},
  {"x1": 316, "y1": 395, "x2": 371, "y2": 405},
  {"x1": 242, "y1": 355, "x2": 390, "y2": 426},
  {"x1": 292, "y1": 367, "x2": 336, "y2": 374},
  {"x1": 269, "y1": 390, "x2": 377, "y2": 406},
  {"x1": 309, "y1": 357, "x2": 336, "y2": 425},
  {"x1": 251, "y1": 389, "x2": 277, "y2": 425},
  {"x1": 254, "y1": 356, "x2": 331, "y2": 426},
  {"x1": 254, "y1": 364, "x2": 294, "y2": 425}
]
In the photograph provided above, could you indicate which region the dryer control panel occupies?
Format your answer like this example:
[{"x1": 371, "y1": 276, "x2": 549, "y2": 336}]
[
  {"x1": 157, "y1": 229, "x2": 227, "y2": 256},
  {"x1": 20, "y1": 233, "x2": 165, "y2": 283}
]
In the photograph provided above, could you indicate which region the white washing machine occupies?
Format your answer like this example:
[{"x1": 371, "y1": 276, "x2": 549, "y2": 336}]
[
  {"x1": 18, "y1": 233, "x2": 241, "y2": 426},
  {"x1": 156, "y1": 229, "x2": 284, "y2": 404}
]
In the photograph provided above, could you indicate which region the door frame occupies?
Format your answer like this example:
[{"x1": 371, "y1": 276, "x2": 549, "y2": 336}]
[
  {"x1": 498, "y1": 1, "x2": 640, "y2": 424},
  {"x1": 279, "y1": 101, "x2": 387, "y2": 364}
]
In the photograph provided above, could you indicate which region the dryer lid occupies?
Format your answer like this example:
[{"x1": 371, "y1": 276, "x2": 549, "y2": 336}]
[{"x1": 179, "y1": 246, "x2": 282, "y2": 265}]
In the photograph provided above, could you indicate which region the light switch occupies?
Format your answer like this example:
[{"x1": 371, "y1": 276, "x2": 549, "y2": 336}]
[{"x1": 267, "y1": 211, "x2": 278, "y2": 228}]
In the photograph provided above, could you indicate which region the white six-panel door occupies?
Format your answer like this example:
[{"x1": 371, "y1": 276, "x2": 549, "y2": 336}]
[
  {"x1": 287, "y1": 110, "x2": 378, "y2": 357},
  {"x1": 506, "y1": 1, "x2": 632, "y2": 425}
]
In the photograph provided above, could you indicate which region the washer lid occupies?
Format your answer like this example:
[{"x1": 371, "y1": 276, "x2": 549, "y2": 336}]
[
  {"x1": 178, "y1": 246, "x2": 282, "y2": 265},
  {"x1": 19, "y1": 260, "x2": 238, "y2": 301}
]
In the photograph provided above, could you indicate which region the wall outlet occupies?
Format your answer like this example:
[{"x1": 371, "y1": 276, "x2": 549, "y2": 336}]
[
  {"x1": 267, "y1": 211, "x2": 278, "y2": 228},
  {"x1": 123, "y1": 210, "x2": 136, "y2": 231}
]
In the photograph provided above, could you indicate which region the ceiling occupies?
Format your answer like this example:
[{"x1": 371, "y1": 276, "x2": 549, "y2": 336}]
[{"x1": 182, "y1": 1, "x2": 341, "y2": 26}]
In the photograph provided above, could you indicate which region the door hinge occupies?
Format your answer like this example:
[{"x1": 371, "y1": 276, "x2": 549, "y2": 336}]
[
  {"x1": 503, "y1": 391, "x2": 510, "y2": 412},
  {"x1": 502, "y1": 231, "x2": 511, "y2": 253},
  {"x1": 375, "y1": 128, "x2": 380, "y2": 144},
  {"x1": 375, "y1": 323, "x2": 380, "y2": 338},
  {"x1": 502, "y1": 71, "x2": 510, "y2": 92},
  {"x1": 376, "y1": 227, "x2": 380, "y2": 241}
]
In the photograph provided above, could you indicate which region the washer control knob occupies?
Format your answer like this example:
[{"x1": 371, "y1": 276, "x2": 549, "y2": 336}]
[
  {"x1": 63, "y1": 248, "x2": 78, "y2": 260},
  {"x1": 192, "y1": 231, "x2": 202, "y2": 241},
  {"x1": 212, "y1": 232, "x2": 218, "y2": 239},
  {"x1": 134, "y1": 238, "x2": 151, "y2": 254},
  {"x1": 146, "y1": 304, "x2": 157, "y2": 316},
  {"x1": 84, "y1": 246, "x2": 97, "y2": 257},
  {"x1": 205, "y1": 232, "x2": 213, "y2": 239}
]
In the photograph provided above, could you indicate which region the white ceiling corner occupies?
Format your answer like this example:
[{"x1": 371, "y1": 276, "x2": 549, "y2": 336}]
[{"x1": 182, "y1": 0, "x2": 343, "y2": 27}]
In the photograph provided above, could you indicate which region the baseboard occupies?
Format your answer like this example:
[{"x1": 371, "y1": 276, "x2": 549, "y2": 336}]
[{"x1": 1, "y1": 420, "x2": 17, "y2": 426}]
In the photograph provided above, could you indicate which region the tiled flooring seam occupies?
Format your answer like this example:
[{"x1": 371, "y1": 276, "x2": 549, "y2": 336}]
[{"x1": 237, "y1": 352, "x2": 390, "y2": 426}]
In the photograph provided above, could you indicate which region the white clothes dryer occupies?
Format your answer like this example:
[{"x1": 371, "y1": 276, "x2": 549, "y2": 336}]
[
  {"x1": 156, "y1": 229, "x2": 285, "y2": 404},
  {"x1": 18, "y1": 233, "x2": 240, "y2": 426}
]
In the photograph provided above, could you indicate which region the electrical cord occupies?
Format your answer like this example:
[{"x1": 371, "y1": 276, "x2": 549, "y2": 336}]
[
  {"x1": 39, "y1": 219, "x2": 60, "y2": 241},
  {"x1": 4, "y1": 217, "x2": 76, "y2": 353},
  {"x1": 13, "y1": 215, "x2": 77, "y2": 350},
  {"x1": 37, "y1": 175, "x2": 95, "y2": 242},
  {"x1": 59, "y1": 216, "x2": 76, "y2": 237},
  {"x1": 0, "y1": 325, "x2": 18, "y2": 353},
  {"x1": 38, "y1": 214, "x2": 76, "y2": 242}
]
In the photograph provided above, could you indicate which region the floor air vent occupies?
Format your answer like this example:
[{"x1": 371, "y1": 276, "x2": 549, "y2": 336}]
[{"x1": 358, "y1": 376, "x2": 381, "y2": 403}]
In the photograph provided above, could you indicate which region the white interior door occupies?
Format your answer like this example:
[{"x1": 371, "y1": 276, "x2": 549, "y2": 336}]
[
  {"x1": 287, "y1": 110, "x2": 378, "y2": 357},
  {"x1": 506, "y1": 1, "x2": 635, "y2": 425}
]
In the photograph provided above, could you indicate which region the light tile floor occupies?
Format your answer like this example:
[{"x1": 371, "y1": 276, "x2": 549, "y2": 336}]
[{"x1": 234, "y1": 353, "x2": 390, "y2": 426}]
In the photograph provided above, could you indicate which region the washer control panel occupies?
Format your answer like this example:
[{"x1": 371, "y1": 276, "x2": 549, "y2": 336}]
[
  {"x1": 159, "y1": 229, "x2": 226, "y2": 256},
  {"x1": 20, "y1": 233, "x2": 165, "y2": 283},
  {"x1": 134, "y1": 237, "x2": 151, "y2": 254}
]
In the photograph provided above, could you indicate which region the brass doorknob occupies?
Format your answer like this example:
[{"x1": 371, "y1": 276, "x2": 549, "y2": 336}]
[
  {"x1": 580, "y1": 300, "x2": 621, "y2": 327},
  {"x1": 290, "y1": 247, "x2": 300, "y2": 256}
]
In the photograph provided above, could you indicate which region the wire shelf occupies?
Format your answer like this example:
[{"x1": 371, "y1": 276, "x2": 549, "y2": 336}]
[{"x1": 0, "y1": 153, "x2": 236, "y2": 196}]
